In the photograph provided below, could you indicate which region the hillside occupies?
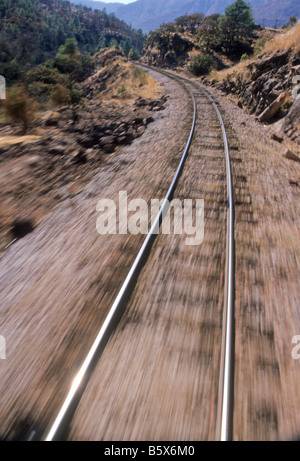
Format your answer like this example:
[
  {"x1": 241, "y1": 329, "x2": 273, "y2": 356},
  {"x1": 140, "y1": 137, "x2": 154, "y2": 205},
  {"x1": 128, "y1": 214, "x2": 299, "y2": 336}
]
[
  {"x1": 0, "y1": 0, "x2": 144, "y2": 83},
  {"x1": 70, "y1": 0, "x2": 300, "y2": 32},
  {"x1": 207, "y1": 22, "x2": 300, "y2": 144},
  {"x1": 142, "y1": 10, "x2": 279, "y2": 70}
]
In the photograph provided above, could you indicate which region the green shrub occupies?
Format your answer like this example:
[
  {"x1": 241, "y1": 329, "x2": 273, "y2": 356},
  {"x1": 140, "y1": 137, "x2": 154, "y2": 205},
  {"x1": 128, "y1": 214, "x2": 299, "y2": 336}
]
[
  {"x1": 254, "y1": 37, "x2": 269, "y2": 55},
  {"x1": 240, "y1": 53, "x2": 248, "y2": 62},
  {"x1": 117, "y1": 84, "x2": 126, "y2": 94},
  {"x1": 188, "y1": 53, "x2": 215, "y2": 76}
]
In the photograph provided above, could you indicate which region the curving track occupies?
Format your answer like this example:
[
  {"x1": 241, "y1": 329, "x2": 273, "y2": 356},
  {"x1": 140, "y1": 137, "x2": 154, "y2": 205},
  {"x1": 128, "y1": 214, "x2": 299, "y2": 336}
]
[{"x1": 41, "y1": 68, "x2": 236, "y2": 441}]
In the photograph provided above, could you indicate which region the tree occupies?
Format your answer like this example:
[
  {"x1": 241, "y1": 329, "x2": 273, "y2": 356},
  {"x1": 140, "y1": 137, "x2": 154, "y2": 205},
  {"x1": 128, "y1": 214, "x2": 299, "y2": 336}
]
[
  {"x1": 128, "y1": 48, "x2": 140, "y2": 61},
  {"x1": 198, "y1": 14, "x2": 221, "y2": 51},
  {"x1": 218, "y1": 0, "x2": 255, "y2": 56},
  {"x1": 120, "y1": 37, "x2": 133, "y2": 56},
  {"x1": 283, "y1": 16, "x2": 297, "y2": 29},
  {"x1": 109, "y1": 38, "x2": 118, "y2": 48},
  {"x1": 224, "y1": 0, "x2": 254, "y2": 28},
  {"x1": 54, "y1": 39, "x2": 94, "y2": 82},
  {"x1": 60, "y1": 38, "x2": 78, "y2": 57},
  {"x1": 187, "y1": 13, "x2": 205, "y2": 33},
  {"x1": 175, "y1": 13, "x2": 205, "y2": 33},
  {"x1": 97, "y1": 35, "x2": 106, "y2": 51}
]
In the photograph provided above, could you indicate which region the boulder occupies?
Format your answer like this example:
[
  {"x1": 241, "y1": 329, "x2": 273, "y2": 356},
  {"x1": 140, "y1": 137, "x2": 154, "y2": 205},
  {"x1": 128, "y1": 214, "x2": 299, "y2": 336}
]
[
  {"x1": 77, "y1": 135, "x2": 96, "y2": 149},
  {"x1": 99, "y1": 136, "x2": 116, "y2": 153},
  {"x1": 49, "y1": 146, "x2": 65, "y2": 156},
  {"x1": 72, "y1": 149, "x2": 87, "y2": 165},
  {"x1": 284, "y1": 148, "x2": 300, "y2": 162},
  {"x1": 44, "y1": 118, "x2": 59, "y2": 127},
  {"x1": 258, "y1": 92, "x2": 287, "y2": 123},
  {"x1": 12, "y1": 217, "x2": 34, "y2": 239},
  {"x1": 271, "y1": 132, "x2": 284, "y2": 143}
]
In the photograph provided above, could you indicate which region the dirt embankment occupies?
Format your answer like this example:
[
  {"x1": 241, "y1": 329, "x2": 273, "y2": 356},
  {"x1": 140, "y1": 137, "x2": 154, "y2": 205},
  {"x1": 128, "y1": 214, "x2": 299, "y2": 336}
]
[{"x1": 0, "y1": 48, "x2": 166, "y2": 252}]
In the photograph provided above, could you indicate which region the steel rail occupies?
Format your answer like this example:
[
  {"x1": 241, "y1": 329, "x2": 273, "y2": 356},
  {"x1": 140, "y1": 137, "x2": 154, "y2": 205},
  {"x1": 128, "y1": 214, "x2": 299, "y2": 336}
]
[
  {"x1": 201, "y1": 85, "x2": 235, "y2": 443},
  {"x1": 149, "y1": 69, "x2": 235, "y2": 441},
  {"x1": 42, "y1": 73, "x2": 197, "y2": 442},
  {"x1": 174, "y1": 73, "x2": 235, "y2": 442}
]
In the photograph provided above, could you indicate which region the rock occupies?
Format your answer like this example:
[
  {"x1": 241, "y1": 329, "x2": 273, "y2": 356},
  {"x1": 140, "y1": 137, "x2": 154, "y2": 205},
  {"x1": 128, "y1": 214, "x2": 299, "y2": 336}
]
[
  {"x1": 136, "y1": 125, "x2": 146, "y2": 136},
  {"x1": 291, "y1": 64, "x2": 300, "y2": 75},
  {"x1": 77, "y1": 135, "x2": 96, "y2": 149},
  {"x1": 49, "y1": 146, "x2": 65, "y2": 156},
  {"x1": 248, "y1": 51, "x2": 289, "y2": 81},
  {"x1": 55, "y1": 187, "x2": 69, "y2": 199},
  {"x1": 145, "y1": 116, "x2": 155, "y2": 125},
  {"x1": 133, "y1": 117, "x2": 143, "y2": 126},
  {"x1": 99, "y1": 136, "x2": 116, "y2": 153},
  {"x1": 262, "y1": 78, "x2": 278, "y2": 95},
  {"x1": 44, "y1": 118, "x2": 59, "y2": 127},
  {"x1": 271, "y1": 133, "x2": 284, "y2": 143},
  {"x1": 277, "y1": 99, "x2": 300, "y2": 142},
  {"x1": 134, "y1": 97, "x2": 148, "y2": 107},
  {"x1": 258, "y1": 92, "x2": 287, "y2": 123},
  {"x1": 12, "y1": 217, "x2": 34, "y2": 239},
  {"x1": 284, "y1": 148, "x2": 300, "y2": 162},
  {"x1": 24, "y1": 155, "x2": 40, "y2": 167},
  {"x1": 72, "y1": 149, "x2": 87, "y2": 165},
  {"x1": 117, "y1": 135, "x2": 128, "y2": 145}
]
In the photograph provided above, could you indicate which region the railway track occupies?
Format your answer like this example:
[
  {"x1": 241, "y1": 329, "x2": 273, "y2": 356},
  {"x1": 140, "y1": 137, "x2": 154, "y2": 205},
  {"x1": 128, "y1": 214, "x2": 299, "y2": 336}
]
[{"x1": 35, "y1": 68, "x2": 236, "y2": 441}]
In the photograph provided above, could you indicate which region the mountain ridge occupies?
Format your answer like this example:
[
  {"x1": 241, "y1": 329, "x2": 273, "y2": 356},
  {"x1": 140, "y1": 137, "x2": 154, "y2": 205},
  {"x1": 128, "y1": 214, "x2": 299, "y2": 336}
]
[{"x1": 72, "y1": 0, "x2": 300, "y2": 32}]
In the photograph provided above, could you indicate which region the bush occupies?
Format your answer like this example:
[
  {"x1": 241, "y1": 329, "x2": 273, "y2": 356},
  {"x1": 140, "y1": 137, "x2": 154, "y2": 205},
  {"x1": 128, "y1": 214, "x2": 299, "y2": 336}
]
[
  {"x1": 253, "y1": 37, "x2": 269, "y2": 55},
  {"x1": 188, "y1": 53, "x2": 215, "y2": 76},
  {"x1": 3, "y1": 83, "x2": 38, "y2": 132},
  {"x1": 117, "y1": 84, "x2": 126, "y2": 94},
  {"x1": 25, "y1": 63, "x2": 68, "y2": 86},
  {"x1": 50, "y1": 84, "x2": 71, "y2": 106}
]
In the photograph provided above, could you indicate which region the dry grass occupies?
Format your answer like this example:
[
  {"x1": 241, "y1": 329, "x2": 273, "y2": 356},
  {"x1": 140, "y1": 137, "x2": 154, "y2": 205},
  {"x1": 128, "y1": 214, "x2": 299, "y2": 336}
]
[
  {"x1": 263, "y1": 21, "x2": 300, "y2": 53},
  {"x1": 0, "y1": 135, "x2": 41, "y2": 148},
  {"x1": 209, "y1": 21, "x2": 300, "y2": 83},
  {"x1": 209, "y1": 59, "x2": 253, "y2": 82},
  {"x1": 101, "y1": 61, "x2": 159, "y2": 106}
]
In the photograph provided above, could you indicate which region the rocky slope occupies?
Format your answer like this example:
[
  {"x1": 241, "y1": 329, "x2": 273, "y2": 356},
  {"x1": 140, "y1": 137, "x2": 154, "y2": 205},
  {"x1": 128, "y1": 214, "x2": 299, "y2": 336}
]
[{"x1": 206, "y1": 24, "x2": 300, "y2": 144}]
